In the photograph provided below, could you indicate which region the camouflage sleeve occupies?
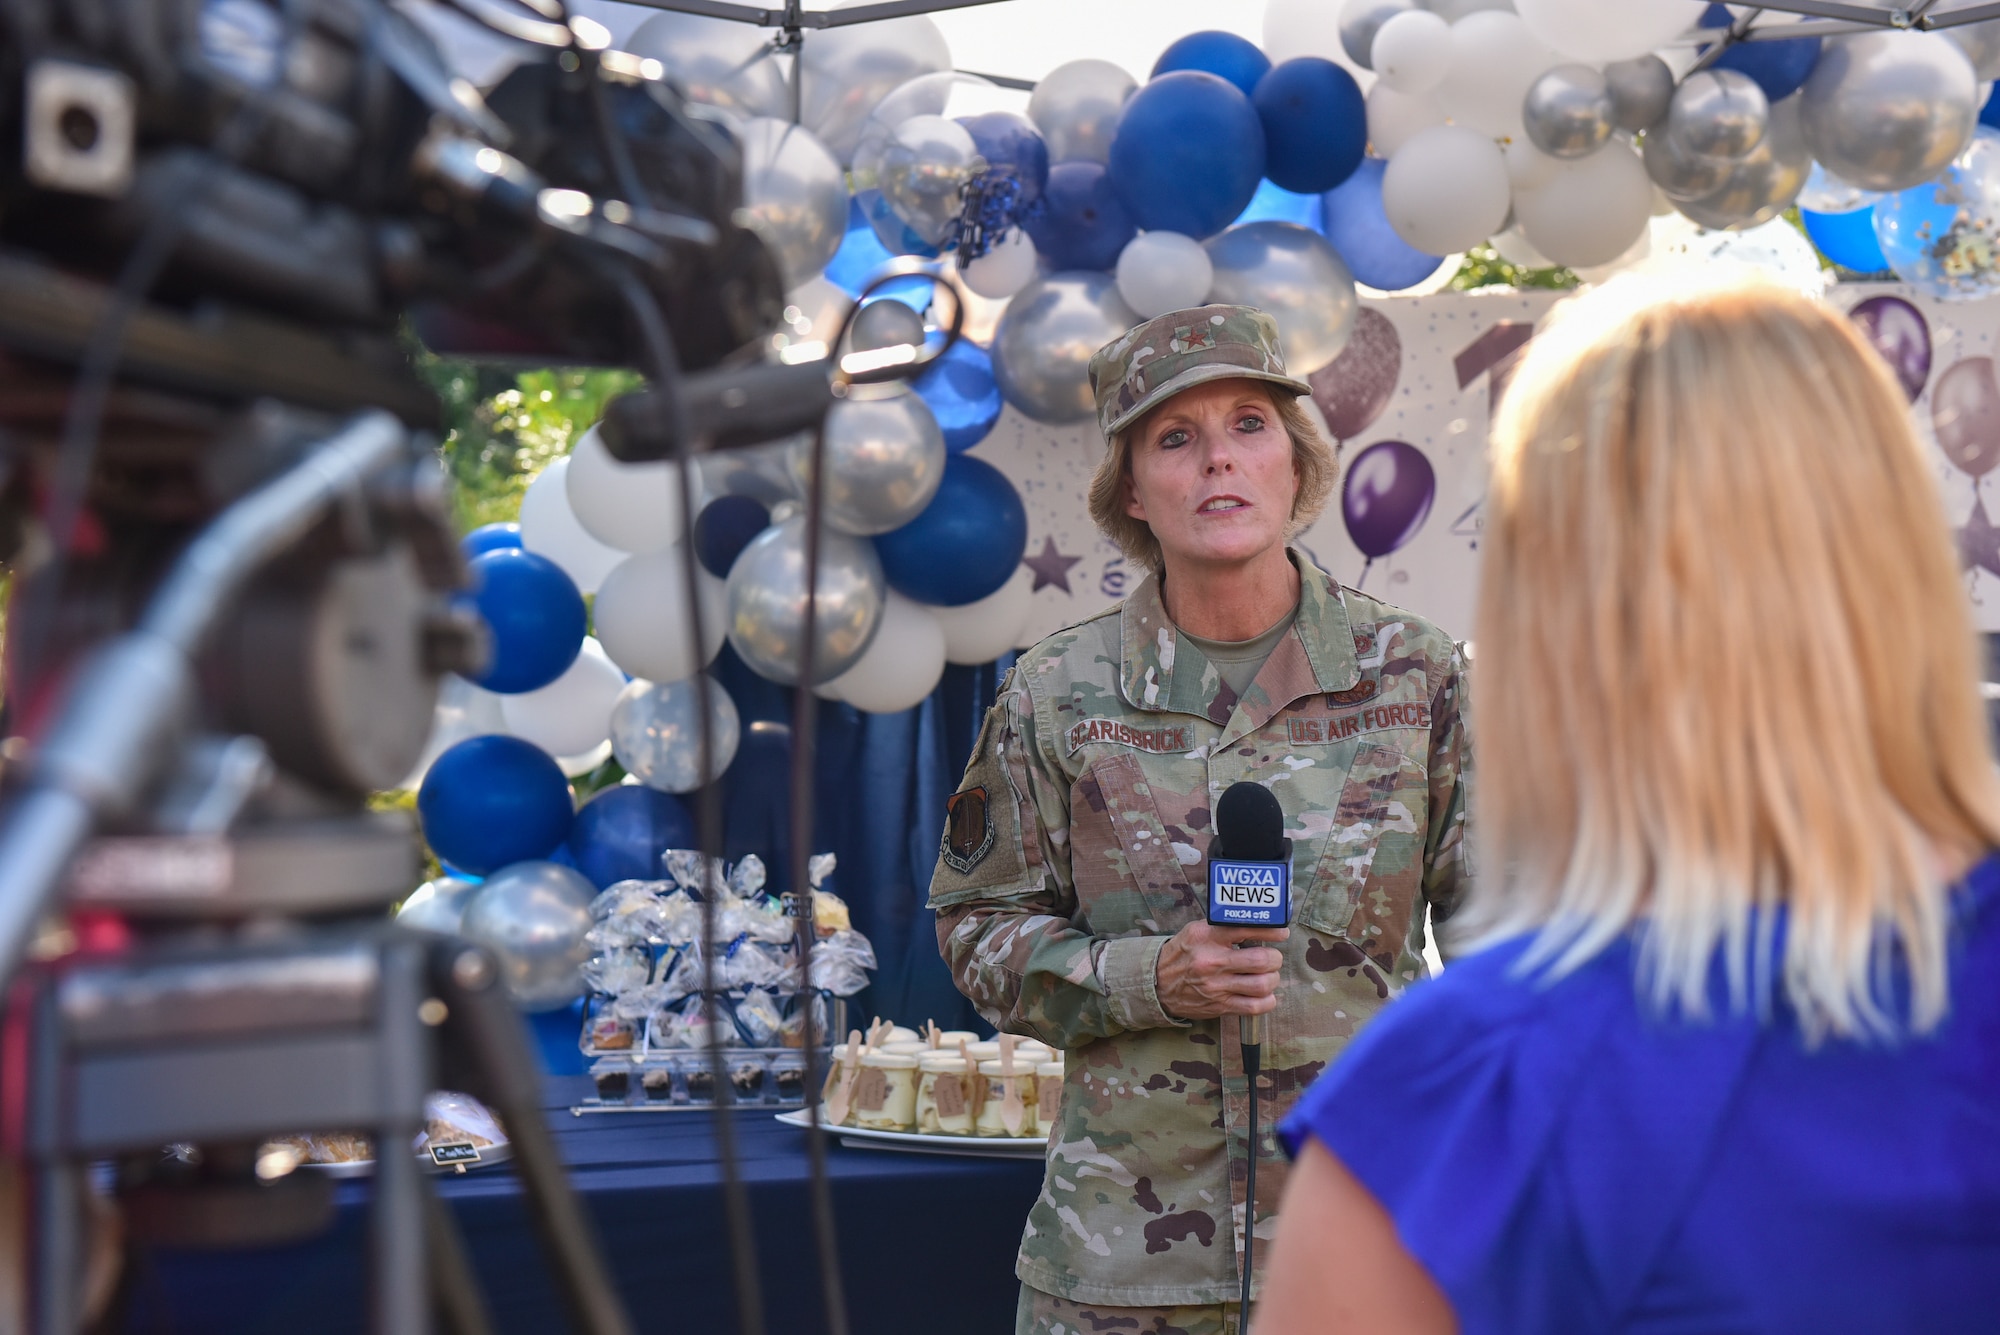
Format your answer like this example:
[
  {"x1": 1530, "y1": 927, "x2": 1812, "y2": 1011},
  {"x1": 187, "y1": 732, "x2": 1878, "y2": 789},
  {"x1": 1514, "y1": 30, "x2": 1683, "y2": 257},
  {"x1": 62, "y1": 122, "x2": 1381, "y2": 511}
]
[
  {"x1": 927, "y1": 669, "x2": 1180, "y2": 1047},
  {"x1": 1423, "y1": 644, "x2": 1472, "y2": 926}
]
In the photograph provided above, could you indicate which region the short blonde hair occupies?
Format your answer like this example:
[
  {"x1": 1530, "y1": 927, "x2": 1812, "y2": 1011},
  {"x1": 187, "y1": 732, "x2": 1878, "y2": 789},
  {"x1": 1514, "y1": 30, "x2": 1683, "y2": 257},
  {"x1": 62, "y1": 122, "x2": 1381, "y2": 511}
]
[
  {"x1": 1087, "y1": 387, "x2": 1336, "y2": 573},
  {"x1": 1466, "y1": 274, "x2": 2000, "y2": 1040}
]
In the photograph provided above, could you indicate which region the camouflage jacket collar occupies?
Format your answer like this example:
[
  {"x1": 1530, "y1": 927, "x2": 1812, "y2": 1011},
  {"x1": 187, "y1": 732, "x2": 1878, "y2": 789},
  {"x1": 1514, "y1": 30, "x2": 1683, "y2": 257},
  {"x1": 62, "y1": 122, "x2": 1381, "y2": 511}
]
[{"x1": 1118, "y1": 549, "x2": 1362, "y2": 737}]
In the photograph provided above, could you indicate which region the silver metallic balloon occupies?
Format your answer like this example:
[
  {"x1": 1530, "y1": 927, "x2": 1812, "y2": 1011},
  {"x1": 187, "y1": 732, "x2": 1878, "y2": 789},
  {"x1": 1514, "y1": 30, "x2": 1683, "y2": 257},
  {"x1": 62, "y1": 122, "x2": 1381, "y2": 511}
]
[
  {"x1": 847, "y1": 298, "x2": 927, "y2": 355},
  {"x1": 1667, "y1": 69, "x2": 1768, "y2": 162},
  {"x1": 725, "y1": 515, "x2": 886, "y2": 684},
  {"x1": 1605, "y1": 54, "x2": 1675, "y2": 132},
  {"x1": 1027, "y1": 60, "x2": 1137, "y2": 166},
  {"x1": 990, "y1": 272, "x2": 1140, "y2": 424},
  {"x1": 608, "y1": 675, "x2": 741, "y2": 794},
  {"x1": 1204, "y1": 223, "x2": 1357, "y2": 375},
  {"x1": 798, "y1": 15, "x2": 953, "y2": 164},
  {"x1": 1643, "y1": 120, "x2": 1735, "y2": 200},
  {"x1": 875, "y1": 115, "x2": 983, "y2": 248},
  {"x1": 1939, "y1": 0, "x2": 2000, "y2": 80},
  {"x1": 625, "y1": 13, "x2": 789, "y2": 120},
  {"x1": 791, "y1": 390, "x2": 946, "y2": 536},
  {"x1": 695, "y1": 437, "x2": 803, "y2": 510},
  {"x1": 1524, "y1": 65, "x2": 1616, "y2": 159},
  {"x1": 458, "y1": 862, "x2": 596, "y2": 1011},
  {"x1": 739, "y1": 119, "x2": 848, "y2": 288},
  {"x1": 1671, "y1": 93, "x2": 1812, "y2": 231},
  {"x1": 397, "y1": 875, "x2": 479, "y2": 935},
  {"x1": 1339, "y1": 0, "x2": 1415, "y2": 68},
  {"x1": 1801, "y1": 29, "x2": 1979, "y2": 192}
]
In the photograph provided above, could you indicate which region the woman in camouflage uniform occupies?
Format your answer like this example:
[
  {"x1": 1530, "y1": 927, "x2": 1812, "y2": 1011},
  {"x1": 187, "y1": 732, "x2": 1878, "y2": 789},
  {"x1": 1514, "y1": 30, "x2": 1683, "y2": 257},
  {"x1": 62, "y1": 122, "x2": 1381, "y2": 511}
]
[{"x1": 927, "y1": 304, "x2": 1472, "y2": 1335}]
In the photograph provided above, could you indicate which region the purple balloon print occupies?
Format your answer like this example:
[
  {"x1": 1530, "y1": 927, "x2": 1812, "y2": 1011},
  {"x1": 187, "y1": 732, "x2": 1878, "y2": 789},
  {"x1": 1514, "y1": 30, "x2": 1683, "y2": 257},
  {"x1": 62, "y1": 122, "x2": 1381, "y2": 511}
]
[
  {"x1": 1343, "y1": 440, "x2": 1435, "y2": 576},
  {"x1": 1933, "y1": 357, "x2": 2000, "y2": 479},
  {"x1": 1847, "y1": 295, "x2": 1931, "y2": 403},
  {"x1": 1308, "y1": 308, "x2": 1402, "y2": 440}
]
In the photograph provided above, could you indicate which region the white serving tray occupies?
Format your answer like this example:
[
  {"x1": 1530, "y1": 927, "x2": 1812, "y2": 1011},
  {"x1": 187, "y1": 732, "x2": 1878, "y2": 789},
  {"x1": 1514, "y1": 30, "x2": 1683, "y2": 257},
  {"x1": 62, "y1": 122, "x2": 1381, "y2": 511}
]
[{"x1": 773, "y1": 1109, "x2": 1046, "y2": 1159}]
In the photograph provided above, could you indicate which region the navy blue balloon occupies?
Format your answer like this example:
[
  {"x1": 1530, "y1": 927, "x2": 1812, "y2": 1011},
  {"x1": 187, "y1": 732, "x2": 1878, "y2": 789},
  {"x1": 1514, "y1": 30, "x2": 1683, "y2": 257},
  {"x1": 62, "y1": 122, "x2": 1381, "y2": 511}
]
[
  {"x1": 1320, "y1": 158, "x2": 1445, "y2": 292},
  {"x1": 1152, "y1": 30, "x2": 1272, "y2": 98},
  {"x1": 958, "y1": 111, "x2": 1050, "y2": 205},
  {"x1": 1983, "y1": 87, "x2": 2000, "y2": 132},
  {"x1": 462, "y1": 522, "x2": 522, "y2": 558},
  {"x1": 1700, "y1": 5, "x2": 1821, "y2": 103},
  {"x1": 1022, "y1": 161, "x2": 1137, "y2": 271},
  {"x1": 1253, "y1": 58, "x2": 1366, "y2": 195},
  {"x1": 913, "y1": 338, "x2": 1004, "y2": 453},
  {"x1": 1233, "y1": 178, "x2": 1323, "y2": 229},
  {"x1": 468, "y1": 548, "x2": 586, "y2": 694},
  {"x1": 1802, "y1": 206, "x2": 1888, "y2": 273},
  {"x1": 1108, "y1": 71, "x2": 1266, "y2": 240},
  {"x1": 566, "y1": 785, "x2": 695, "y2": 889},
  {"x1": 418, "y1": 735, "x2": 575, "y2": 875},
  {"x1": 694, "y1": 495, "x2": 772, "y2": 577},
  {"x1": 874, "y1": 454, "x2": 1028, "y2": 606}
]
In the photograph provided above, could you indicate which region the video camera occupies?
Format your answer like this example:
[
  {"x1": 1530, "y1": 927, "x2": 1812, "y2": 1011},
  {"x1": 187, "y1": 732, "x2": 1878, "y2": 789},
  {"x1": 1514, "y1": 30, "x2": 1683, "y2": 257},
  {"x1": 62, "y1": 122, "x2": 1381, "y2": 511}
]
[{"x1": 0, "y1": 2, "x2": 816, "y2": 1329}]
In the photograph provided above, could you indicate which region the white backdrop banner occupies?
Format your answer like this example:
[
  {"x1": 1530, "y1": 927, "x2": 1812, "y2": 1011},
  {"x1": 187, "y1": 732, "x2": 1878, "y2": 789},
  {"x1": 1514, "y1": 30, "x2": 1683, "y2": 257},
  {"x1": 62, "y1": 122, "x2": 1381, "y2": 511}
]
[{"x1": 974, "y1": 282, "x2": 2000, "y2": 645}]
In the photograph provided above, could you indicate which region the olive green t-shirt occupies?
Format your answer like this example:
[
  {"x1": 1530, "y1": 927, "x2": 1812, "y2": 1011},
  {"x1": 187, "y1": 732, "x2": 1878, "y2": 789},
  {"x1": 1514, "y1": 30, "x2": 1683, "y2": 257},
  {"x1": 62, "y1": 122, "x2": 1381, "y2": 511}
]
[{"x1": 1180, "y1": 600, "x2": 1301, "y2": 700}]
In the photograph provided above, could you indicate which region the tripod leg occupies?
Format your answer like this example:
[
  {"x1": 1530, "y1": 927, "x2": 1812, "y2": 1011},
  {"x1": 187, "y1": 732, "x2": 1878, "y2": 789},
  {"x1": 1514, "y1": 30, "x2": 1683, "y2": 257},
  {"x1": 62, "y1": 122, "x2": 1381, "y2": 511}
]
[
  {"x1": 422, "y1": 1175, "x2": 494, "y2": 1335},
  {"x1": 429, "y1": 941, "x2": 633, "y2": 1335}
]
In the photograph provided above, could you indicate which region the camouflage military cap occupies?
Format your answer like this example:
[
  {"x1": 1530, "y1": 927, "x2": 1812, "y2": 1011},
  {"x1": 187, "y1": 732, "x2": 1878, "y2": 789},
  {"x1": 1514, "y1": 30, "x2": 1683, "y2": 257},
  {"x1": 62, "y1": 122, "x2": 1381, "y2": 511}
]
[{"x1": 1088, "y1": 304, "x2": 1314, "y2": 443}]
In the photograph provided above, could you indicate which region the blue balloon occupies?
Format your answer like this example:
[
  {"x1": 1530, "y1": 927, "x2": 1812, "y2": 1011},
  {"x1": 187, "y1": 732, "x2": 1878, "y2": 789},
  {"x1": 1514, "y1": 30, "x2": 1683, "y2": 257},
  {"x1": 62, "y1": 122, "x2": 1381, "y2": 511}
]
[
  {"x1": 874, "y1": 454, "x2": 1028, "y2": 606},
  {"x1": 1022, "y1": 161, "x2": 1137, "y2": 271},
  {"x1": 1253, "y1": 58, "x2": 1366, "y2": 195},
  {"x1": 419, "y1": 735, "x2": 575, "y2": 875},
  {"x1": 1982, "y1": 85, "x2": 2000, "y2": 132},
  {"x1": 566, "y1": 785, "x2": 695, "y2": 889},
  {"x1": 913, "y1": 338, "x2": 1004, "y2": 453},
  {"x1": 1801, "y1": 206, "x2": 1888, "y2": 273},
  {"x1": 468, "y1": 548, "x2": 586, "y2": 694},
  {"x1": 824, "y1": 197, "x2": 936, "y2": 304},
  {"x1": 1152, "y1": 30, "x2": 1272, "y2": 98},
  {"x1": 1233, "y1": 178, "x2": 1323, "y2": 230},
  {"x1": 857, "y1": 188, "x2": 940, "y2": 259},
  {"x1": 958, "y1": 111, "x2": 1050, "y2": 205},
  {"x1": 1700, "y1": 5, "x2": 1821, "y2": 102},
  {"x1": 694, "y1": 495, "x2": 771, "y2": 578},
  {"x1": 1320, "y1": 158, "x2": 1446, "y2": 292},
  {"x1": 1108, "y1": 71, "x2": 1266, "y2": 240},
  {"x1": 462, "y1": 522, "x2": 522, "y2": 558}
]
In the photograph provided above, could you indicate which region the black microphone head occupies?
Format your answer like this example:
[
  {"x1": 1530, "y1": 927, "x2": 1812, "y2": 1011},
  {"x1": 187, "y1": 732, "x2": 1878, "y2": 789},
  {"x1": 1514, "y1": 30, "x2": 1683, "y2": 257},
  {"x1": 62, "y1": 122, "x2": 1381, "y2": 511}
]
[{"x1": 1214, "y1": 781, "x2": 1287, "y2": 862}]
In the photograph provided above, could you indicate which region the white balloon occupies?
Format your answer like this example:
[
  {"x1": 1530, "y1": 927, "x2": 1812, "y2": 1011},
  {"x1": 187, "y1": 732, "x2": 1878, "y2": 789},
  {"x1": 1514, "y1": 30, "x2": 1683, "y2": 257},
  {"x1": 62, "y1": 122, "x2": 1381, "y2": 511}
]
[
  {"x1": 1372, "y1": 10, "x2": 1453, "y2": 94},
  {"x1": 565, "y1": 425, "x2": 684, "y2": 555},
  {"x1": 1115, "y1": 231, "x2": 1215, "y2": 319},
  {"x1": 962, "y1": 227, "x2": 1039, "y2": 299},
  {"x1": 739, "y1": 118, "x2": 849, "y2": 288},
  {"x1": 1515, "y1": 0, "x2": 1696, "y2": 64},
  {"x1": 592, "y1": 545, "x2": 729, "y2": 684},
  {"x1": 1512, "y1": 143, "x2": 1653, "y2": 268},
  {"x1": 499, "y1": 636, "x2": 626, "y2": 759},
  {"x1": 929, "y1": 566, "x2": 1033, "y2": 665},
  {"x1": 1571, "y1": 223, "x2": 1653, "y2": 283},
  {"x1": 1382, "y1": 125, "x2": 1512, "y2": 254},
  {"x1": 554, "y1": 739, "x2": 613, "y2": 778},
  {"x1": 518, "y1": 457, "x2": 625, "y2": 595},
  {"x1": 400, "y1": 673, "x2": 507, "y2": 789},
  {"x1": 1437, "y1": 11, "x2": 1564, "y2": 141},
  {"x1": 822, "y1": 592, "x2": 947, "y2": 713},
  {"x1": 1504, "y1": 137, "x2": 1563, "y2": 194},
  {"x1": 1366, "y1": 81, "x2": 1449, "y2": 157}
]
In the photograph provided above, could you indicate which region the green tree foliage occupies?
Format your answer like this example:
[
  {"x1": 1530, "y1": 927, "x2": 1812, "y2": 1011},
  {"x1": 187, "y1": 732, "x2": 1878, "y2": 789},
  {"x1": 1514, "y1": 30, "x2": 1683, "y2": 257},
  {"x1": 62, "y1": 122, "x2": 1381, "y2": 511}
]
[
  {"x1": 411, "y1": 347, "x2": 643, "y2": 535},
  {"x1": 1450, "y1": 244, "x2": 1581, "y2": 292}
]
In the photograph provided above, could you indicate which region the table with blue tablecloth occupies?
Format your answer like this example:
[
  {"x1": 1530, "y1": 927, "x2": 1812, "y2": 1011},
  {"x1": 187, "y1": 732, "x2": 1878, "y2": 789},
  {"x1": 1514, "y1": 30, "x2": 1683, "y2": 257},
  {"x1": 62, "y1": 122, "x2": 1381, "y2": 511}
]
[{"x1": 121, "y1": 1074, "x2": 1044, "y2": 1335}]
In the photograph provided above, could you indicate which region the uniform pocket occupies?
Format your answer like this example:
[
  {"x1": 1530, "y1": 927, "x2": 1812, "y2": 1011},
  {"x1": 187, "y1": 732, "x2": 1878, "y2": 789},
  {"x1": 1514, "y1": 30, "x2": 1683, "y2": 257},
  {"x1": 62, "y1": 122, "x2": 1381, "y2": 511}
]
[
  {"x1": 1069, "y1": 751, "x2": 1206, "y2": 936},
  {"x1": 1294, "y1": 741, "x2": 1429, "y2": 968}
]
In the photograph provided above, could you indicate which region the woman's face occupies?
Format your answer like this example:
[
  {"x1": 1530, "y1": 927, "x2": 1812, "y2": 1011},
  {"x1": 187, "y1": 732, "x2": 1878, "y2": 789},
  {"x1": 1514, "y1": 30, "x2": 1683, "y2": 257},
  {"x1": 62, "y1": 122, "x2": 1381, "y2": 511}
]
[{"x1": 1124, "y1": 379, "x2": 1298, "y2": 573}]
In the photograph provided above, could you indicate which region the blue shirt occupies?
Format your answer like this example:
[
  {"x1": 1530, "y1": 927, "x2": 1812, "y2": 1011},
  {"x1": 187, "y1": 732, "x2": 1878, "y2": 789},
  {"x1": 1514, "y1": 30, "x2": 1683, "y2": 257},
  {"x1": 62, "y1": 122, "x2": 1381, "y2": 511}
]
[{"x1": 1279, "y1": 854, "x2": 2000, "y2": 1334}]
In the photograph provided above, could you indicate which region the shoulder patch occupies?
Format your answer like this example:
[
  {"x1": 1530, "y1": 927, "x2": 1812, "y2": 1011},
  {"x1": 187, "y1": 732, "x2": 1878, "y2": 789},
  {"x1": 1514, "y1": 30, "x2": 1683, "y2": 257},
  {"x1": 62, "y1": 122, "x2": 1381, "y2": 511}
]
[
  {"x1": 941, "y1": 786, "x2": 995, "y2": 873},
  {"x1": 1065, "y1": 717, "x2": 1194, "y2": 757},
  {"x1": 1327, "y1": 678, "x2": 1378, "y2": 707}
]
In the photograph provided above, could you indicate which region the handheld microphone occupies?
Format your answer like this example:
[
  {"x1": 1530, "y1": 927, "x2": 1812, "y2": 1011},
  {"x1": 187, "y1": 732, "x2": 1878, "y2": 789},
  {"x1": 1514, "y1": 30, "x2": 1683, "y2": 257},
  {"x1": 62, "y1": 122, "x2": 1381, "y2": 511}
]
[
  {"x1": 1206, "y1": 781, "x2": 1293, "y2": 1050},
  {"x1": 1207, "y1": 780, "x2": 1290, "y2": 1329}
]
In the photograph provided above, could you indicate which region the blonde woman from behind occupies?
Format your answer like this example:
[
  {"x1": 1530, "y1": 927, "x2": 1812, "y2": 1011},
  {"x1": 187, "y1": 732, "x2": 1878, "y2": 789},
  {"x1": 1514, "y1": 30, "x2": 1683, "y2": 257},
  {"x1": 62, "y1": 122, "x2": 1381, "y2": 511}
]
[{"x1": 1259, "y1": 275, "x2": 2000, "y2": 1335}]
